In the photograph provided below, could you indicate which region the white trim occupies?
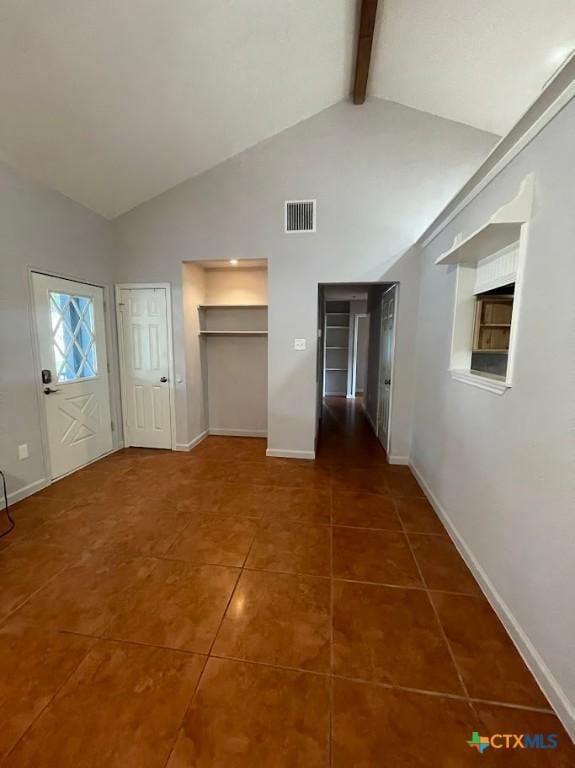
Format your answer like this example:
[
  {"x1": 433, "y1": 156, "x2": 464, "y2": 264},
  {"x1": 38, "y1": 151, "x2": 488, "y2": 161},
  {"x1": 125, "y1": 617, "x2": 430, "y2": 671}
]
[
  {"x1": 376, "y1": 284, "x2": 398, "y2": 454},
  {"x1": 209, "y1": 428, "x2": 267, "y2": 438},
  {"x1": 176, "y1": 433, "x2": 208, "y2": 452},
  {"x1": 28, "y1": 268, "x2": 116, "y2": 482},
  {"x1": 0, "y1": 478, "x2": 49, "y2": 509},
  {"x1": 266, "y1": 448, "x2": 316, "y2": 460},
  {"x1": 409, "y1": 460, "x2": 575, "y2": 741},
  {"x1": 443, "y1": 176, "x2": 532, "y2": 391},
  {"x1": 435, "y1": 175, "x2": 533, "y2": 266},
  {"x1": 115, "y1": 283, "x2": 177, "y2": 451},
  {"x1": 351, "y1": 312, "x2": 369, "y2": 398},
  {"x1": 1, "y1": 444, "x2": 124, "y2": 508},
  {"x1": 420, "y1": 76, "x2": 575, "y2": 249},
  {"x1": 449, "y1": 369, "x2": 510, "y2": 395},
  {"x1": 174, "y1": 430, "x2": 209, "y2": 452},
  {"x1": 387, "y1": 455, "x2": 409, "y2": 466}
]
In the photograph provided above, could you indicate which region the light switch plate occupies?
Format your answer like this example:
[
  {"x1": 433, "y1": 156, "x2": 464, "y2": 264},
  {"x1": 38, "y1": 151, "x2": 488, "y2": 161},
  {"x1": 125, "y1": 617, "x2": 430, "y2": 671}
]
[
  {"x1": 18, "y1": 444, "x2": 29, "y2": 460},
  {"x1": 294, "y1": 338, "x2": 306, "y2": 351}
]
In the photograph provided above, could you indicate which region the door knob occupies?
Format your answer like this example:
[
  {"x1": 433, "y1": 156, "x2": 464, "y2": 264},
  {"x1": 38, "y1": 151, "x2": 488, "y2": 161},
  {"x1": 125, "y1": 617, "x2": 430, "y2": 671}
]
[
  {"x1": 43, "y1": 387, "x2": 61, "y2": 394},
  {"x1": 160, "y1": 376, "x2": 168, "y2": 383},
  {"x1": 384, "y1": 379, "x2": 391, "y2": 385}
]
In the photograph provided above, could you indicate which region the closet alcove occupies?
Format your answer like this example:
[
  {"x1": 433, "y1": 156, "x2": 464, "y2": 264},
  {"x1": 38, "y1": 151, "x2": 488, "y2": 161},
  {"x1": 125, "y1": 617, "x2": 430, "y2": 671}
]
[{"x1": 183, "y1": 259, "x2": 268, "y2": 439}]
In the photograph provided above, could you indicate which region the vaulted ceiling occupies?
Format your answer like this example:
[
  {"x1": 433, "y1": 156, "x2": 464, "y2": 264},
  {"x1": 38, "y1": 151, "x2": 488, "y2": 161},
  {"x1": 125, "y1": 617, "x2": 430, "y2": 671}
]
[{"x1": 0, "y1": 0, "x2": 573, "y2": 218}]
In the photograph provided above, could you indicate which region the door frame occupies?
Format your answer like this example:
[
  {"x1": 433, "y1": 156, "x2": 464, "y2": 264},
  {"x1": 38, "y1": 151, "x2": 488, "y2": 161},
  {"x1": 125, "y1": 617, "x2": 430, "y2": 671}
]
[
  {"x1": 376, "y1": 283, "x2": 399, "y2": 455},
  {"x1": 350, "y1": 312, "x2": 369, "y2": 398},
  {"x1": 28, "y1": 267, "x2": 118, "y2": 483},
  {"x1": 115, "y1": 282, "x2": 177, "y2": 450}
]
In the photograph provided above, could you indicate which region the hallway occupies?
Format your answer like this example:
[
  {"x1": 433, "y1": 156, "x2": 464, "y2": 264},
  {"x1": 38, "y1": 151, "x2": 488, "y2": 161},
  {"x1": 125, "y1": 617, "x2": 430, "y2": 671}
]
[
  {"x1": 316, "y1": 396, "x2": 389, "y2": 466},
  {"x1": 0, "y1": 400, "x2": 572, "y2": 766}
]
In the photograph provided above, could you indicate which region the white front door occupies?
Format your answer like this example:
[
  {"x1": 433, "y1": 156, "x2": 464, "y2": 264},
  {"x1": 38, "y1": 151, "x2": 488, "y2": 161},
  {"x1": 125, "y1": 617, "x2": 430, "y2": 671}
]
[
  {"x1": 32, "y1": 273, "x2": 113, "y2": 479},
  {"x1": 117, "y1": 287, "x2": 172, "y2": 450},
  {"x1": 377, "y1": 285, "x2": 396, "y2": 452}
]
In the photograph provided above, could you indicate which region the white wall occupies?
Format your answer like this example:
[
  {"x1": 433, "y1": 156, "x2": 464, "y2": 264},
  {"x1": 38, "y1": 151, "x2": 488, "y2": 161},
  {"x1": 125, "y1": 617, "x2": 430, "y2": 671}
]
[
  {"x1": 411, "y1": 97, "x2": 575, "y2": 736},
  {"x1": 181, "y1": 262, "x2": 206, "y2": 447},
  {"x1": 203, "y1": 267, "x2": 267, "y2": 305},
  {"x1": 0, "y1": 162, "x2": 122, "y2": 501},
  {"x1": 116, "y1": 98, "x2": 497, "y2": 458}
]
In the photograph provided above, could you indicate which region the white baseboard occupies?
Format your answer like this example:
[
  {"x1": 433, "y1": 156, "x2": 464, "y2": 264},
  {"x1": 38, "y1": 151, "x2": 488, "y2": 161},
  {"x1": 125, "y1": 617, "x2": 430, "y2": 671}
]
[
  {"x1": 209, "y1": 428, "x2": 267, "y2": 438},
  {"x1": 409, "y1": 460, "x2": 575, "y2": 741},
  {"x1": 388, "y1": 455, "x2": 409, "y2": 465},
  {"x1": 1, "y1": 477, "x2": 49, "y2": 509},
  {"x1": 175, "y1": 430, "x2": 208, "y2": 452},
  {"x1": 266, "y1": 448, "x2": 316, "y2": 460},
  {"x1": 1, "y1": 445, "x2": 126, "y2": 507}
]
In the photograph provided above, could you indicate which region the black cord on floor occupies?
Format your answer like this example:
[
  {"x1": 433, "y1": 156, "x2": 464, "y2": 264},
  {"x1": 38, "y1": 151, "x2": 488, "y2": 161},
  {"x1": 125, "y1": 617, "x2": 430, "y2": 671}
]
[{"x1": 0, "y1": 469, "x2": 15, "y2": 538}]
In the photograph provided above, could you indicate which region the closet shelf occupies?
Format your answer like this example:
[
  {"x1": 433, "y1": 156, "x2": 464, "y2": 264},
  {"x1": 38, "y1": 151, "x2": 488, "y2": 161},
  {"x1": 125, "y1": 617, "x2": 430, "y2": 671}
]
[
  {"x1": 199, "y1": 330, "x2": 268, "y2": 337},
  {"x1": 198, "y1": 304, "x2": 267, "y2": 310}
]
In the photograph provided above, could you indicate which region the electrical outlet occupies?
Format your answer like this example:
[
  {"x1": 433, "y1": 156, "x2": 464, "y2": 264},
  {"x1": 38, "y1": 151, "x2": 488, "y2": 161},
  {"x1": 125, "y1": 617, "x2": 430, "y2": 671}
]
[
  {"x1": 18, "y1": 444, "x2": 29, "y2": 460},
  {"x1": 294, "y1": 338, "x2": 306, "y2": 351}
]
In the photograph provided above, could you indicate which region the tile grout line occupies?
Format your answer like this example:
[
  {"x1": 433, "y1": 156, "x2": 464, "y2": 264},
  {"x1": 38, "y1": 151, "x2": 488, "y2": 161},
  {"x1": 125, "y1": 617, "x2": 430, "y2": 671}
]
[
  {"x1": 1, "y1": 630, "x2": 97, "y2": 763},
  {"x1": 203, "y1": 534, "x2": 254, "y2": 661},
  {"x1": 159, "y1": 653, "x2": 209, "y2": 768},
  {"x1": 159, "y1": 483, "x2": 263, "y2": 768},
  {"x1": 41, "y1": 628, "x2": 560, "y2": 717},
  {"x1": 332, "y1": 522, "x2": 447, "y2": 536},
  {"x1": 328, "y1": 673, "x2": 557, "y2": 714},
  {"x1": 0, "y1": 555, "x2": 82, "y2": 632},
  {"x1": 401, "y1": 518, "x2": 476, "y2": 711}
]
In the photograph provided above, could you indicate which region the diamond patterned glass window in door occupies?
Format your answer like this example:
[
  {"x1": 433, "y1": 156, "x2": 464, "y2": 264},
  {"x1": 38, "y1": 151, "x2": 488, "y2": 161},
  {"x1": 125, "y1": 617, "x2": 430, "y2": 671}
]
[{"x1": 49, "y1": 292, "x2": 98, "y2": 382}]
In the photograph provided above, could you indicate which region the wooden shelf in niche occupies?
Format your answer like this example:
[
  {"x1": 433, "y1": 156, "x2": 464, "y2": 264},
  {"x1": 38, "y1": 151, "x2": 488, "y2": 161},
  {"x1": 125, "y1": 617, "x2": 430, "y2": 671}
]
[
  {"x1": 199, "y1": 330, "x2": 267, "y2": 337},
  {"x1": 198, "y1": 304, "x2": 268, "y2": 336},
  {"x1": 198, "y1": 304, "x2": 268, "y2": 309},
  {"x1": 473, "y1": 295, "x2": 513, "y2": 353}
]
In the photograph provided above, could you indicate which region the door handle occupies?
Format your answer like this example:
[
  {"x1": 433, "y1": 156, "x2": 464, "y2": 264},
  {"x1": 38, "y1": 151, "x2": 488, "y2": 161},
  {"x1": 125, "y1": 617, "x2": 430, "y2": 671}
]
[
  {"x1": 43, "y1": 387, "x2": 61, "y2": 394},
  {"x1": 384, "y1": 379, "x2": 391, "y2": 385},
  {"x1": 160, "y1": 376, "x2": 168, "y2": 383}
]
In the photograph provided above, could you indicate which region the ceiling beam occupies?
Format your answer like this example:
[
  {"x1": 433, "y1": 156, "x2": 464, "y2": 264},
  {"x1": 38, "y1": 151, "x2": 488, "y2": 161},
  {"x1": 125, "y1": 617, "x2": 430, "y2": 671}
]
[{"x1": 353, "y1": 0, "x2": 379, "y2": 105}]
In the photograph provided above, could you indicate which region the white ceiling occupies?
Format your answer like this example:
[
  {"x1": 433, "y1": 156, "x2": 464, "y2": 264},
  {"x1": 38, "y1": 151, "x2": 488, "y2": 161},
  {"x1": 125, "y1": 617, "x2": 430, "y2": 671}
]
[
  {"x1": 371, "y1": 0, "x2": 575, "y2": 136},
  {"x1": 0, "y1": 0, "x2": 573, "y2": 218}
]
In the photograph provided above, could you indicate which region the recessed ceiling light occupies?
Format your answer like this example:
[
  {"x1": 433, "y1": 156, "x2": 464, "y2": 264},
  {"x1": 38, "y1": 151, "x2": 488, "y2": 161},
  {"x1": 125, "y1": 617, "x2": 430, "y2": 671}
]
[{"x1": 230, "y1": 259, "x2": 238, "y2": 265}]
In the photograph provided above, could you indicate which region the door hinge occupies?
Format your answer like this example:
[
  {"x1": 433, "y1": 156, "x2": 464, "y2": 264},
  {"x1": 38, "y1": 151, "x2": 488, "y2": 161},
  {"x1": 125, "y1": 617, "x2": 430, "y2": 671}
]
[
  {"x1": 107, "y1": 361, "x2": 110, "y2": 373},
  {"x1": 111, "y1": 420, "x2": 115, "y2": 432}
]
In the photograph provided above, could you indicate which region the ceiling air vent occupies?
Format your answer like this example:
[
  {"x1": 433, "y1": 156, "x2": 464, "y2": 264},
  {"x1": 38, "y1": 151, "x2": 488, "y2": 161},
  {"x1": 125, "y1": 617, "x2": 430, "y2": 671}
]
[{"x1": 285, "y1": 200, "x2": 316, "y2": 233}]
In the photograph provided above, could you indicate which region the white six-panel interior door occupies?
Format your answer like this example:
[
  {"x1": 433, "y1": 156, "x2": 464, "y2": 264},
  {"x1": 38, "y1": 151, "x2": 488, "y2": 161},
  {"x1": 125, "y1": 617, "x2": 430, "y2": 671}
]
[
  {"x1": 117, "y1": 286, "x2": 173, "y2": 450},
  {"x1": 32, "y1": 272, "x2": 113, "y2": 479}
]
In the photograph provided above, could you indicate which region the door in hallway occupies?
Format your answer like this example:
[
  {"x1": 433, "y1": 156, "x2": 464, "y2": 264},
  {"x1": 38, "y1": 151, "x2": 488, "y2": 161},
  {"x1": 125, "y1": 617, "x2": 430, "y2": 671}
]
[
  {"x1": 377, "y1": 285, "x2": 396, "y2": 452},
  {"x1": 32, "y1": 272, "x2": 113, "y2": 479},
  {"x1": 117, "y1": 286, "x2": 173, "y2": 449}
]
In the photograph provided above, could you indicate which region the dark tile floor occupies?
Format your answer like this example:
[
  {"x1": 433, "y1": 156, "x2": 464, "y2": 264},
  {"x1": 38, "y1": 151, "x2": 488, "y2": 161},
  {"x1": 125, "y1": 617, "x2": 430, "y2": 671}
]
[{"x1": 0, "y1": 397, "x2": 573, "y2": 766}]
